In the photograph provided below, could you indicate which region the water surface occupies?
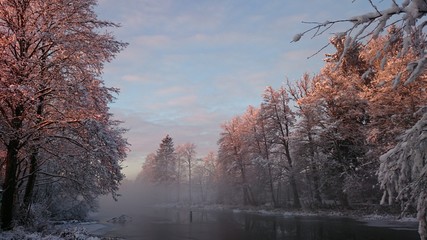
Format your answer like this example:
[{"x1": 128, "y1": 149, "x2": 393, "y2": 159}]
[{"x1": 97, "y1": 208, "x2": 419, "y2": 240}]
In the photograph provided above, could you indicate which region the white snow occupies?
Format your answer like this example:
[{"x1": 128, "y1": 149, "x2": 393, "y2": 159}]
[{"x1": 292, "y1": 33, "x2": 303, "y2": 42}]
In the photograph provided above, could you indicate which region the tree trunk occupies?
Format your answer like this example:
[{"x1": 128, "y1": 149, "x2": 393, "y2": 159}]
[
  {"x1": 188, "y1": 161, "x2": 192, "y2": 205},
  {"x1": 22, "y1": 151, "x2": 38, "y2": 211},
  {"x1": 22, "y1": 96, "x2": 44, "y2": 212},
  {"x1": 290, "y1": 175, "x2": 301, "y2": 209},
  {"x1": 177, "y1": 159, "x2": 181, "y2": 203},
  {"x1": 284, "y1": 141, "x2": 301, "y2": 209},
  {"x1": 2, "y1": 104, "x2": 24, "y2": 230},
  {"x1": 248, "y1": 186, "x2": 256, "y2": 206},
  {"x1": 276, "y1": 181, "x2": 281, "y2": 207},
  {"x1": 242, "y1": 185, "x2": 256, "y2": 206},
  {"x1": 340, "y1": 191, "x2": 350, "y2": 208},
  {"x1": 312, "y1": 170, "x2": 322, "y2": 205},
  {"x1": 267, "y1": 164, "x2": 277, "y2": 207},
  {"x1": 199, "y1": 178, "x2": 204, "y2": 203},
  {"x1": 308, "y1": 133, "x2": 322, "y2": 206},
  {"x1": 1, "y1": 139, "x2": 20, "y2": 230},
  {"x1": 241, "y1": 181, "x2": 251, "y2": 205}
]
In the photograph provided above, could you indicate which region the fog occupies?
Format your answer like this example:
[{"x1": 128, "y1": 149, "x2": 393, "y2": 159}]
[
  {"x1": 96, "y1": 180, "x2": 159, "y2": 219},
  {"x1": 95, "y1": 178, "x2": 204, "y2": 221},
  {"x1": 92, "y1": 179, "x2": 419, "y2": 240}
]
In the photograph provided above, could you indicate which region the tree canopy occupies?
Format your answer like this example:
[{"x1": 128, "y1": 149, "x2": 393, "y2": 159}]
[{"x1": 0, "y1": 0, "x2": 127, "y2": 230}]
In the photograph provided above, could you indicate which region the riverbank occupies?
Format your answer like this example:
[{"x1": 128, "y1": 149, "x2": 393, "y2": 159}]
[
  {"x1": 0, "y1": 221, "x2": 120, "y2": 240},
  {"x1": 154, "y1": 203, "x2": 418, "y2": 224}
]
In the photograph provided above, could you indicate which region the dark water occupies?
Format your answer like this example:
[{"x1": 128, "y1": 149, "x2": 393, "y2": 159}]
[{"x1": 98, "y1": 208, "x2": 419, "y2": 240}]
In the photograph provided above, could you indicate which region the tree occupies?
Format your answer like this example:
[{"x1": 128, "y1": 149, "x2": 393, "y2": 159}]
[
  {"x1": 288, "y1": 74, "x2": 323, "y2": 206},
  {"x1": 378, "y1": 110, "x2": 427, "y2": 238},
  {"x1": 199, "y1": 151, "x2": 219, "y2": 203},
  {"x1": 360, "y1": 29, "x2": 427, "y2": 156},
  {"x1": 154, "y1": 134, "x2": 177, "y2": 184},
  {"x1": 294, "y1": 0, "x2": 427, "y2": 238},
  {"x1": 319, "y1": 38, "x2": 371, "y2": 206},
  {"x1": 29, "y1": 119, "x2": 127, "y2": 221},
  {"x1": 218, "y1": 116, "x2": 257, "y2": 205},
  {"x1": 0, "y1": 0, "x2": 126, "y2": 229},
  {"x1": 139, "y1": 153, "x2": 157, "y2": 183},
  {"x1": 137, "y1": 135, "x2": 176, "y2": 203},
  {"x1": 293, "y1": 1, "x2": 427, "y2": 85},
  {"x1": 176, "y1": 143, "x2": 197, "y2": 205},
  {"x1": 242, "y1": 105, "x2": 280, "y2": 207},
  {"x1": 260, "y1": 86, "x2": 301, "y2": 208}
]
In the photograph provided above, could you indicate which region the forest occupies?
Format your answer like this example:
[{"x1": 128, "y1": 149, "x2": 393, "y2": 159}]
[
  {"x1": 139, "y1": 24, "x2": 427, "y2": 240},
  {"x1": 141, "y1": 29, "x2": 427, "y2": 208}
]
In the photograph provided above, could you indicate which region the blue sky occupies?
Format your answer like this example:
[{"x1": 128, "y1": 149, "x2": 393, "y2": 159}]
[{"x1": 94, "y1": 0, "x2": 379, "y2": 179}]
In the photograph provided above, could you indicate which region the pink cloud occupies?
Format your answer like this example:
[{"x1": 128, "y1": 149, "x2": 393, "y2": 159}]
[
  {"x1": 155, "y1": 86, "x2": 188, "y2": 95},
  {"x1": 134, "y1": 35, "x2": 172, "y2": 47},
  {"x1": 187, "y1": 32, "x2": 270, "y2": 45},
  {"x1": 121, "y1": 74, "x2": 152, "y2": 83},
  {"x1": 165, "y1": 95, "x2": 197, "y2": 107}
]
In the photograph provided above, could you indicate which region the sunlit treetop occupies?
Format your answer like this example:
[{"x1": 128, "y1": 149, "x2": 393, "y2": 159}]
[{"x1": 293, "y1": 0, "x2": 427, "y2": 86}]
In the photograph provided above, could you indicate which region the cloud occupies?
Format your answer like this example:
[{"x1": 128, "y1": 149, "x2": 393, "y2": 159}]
[
  {"x1": 121, "y1": 74, "x2": 152, "y2": 83},
  {"x1": 134, "y1": 35, "x2": 172, "y2": 48},
  {"x1": 187, "y1": 32, "x2": 271, "y2": 46},
  {"x1": 165, "y1": 95, "x2": 198, "y2": 107},
  {"x1": 155, "y1": 86, "x2": 188, "y2": 95}
]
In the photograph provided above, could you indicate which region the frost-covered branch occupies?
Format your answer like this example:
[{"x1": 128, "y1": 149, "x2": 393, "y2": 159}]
[
  {"x1": 294, "y1": 0, "x2": 427, "y2": 84},
  {"x1": 378, "y1": 109, "x2": 427, "y2": 237},
  {"x1": 37, "y1": 171, "x2": 82, "y2": 185}
]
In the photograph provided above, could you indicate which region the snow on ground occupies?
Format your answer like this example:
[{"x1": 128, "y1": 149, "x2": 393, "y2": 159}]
[
  {"x1": 166, "y1": 203, "x2": 418, "y2": 224},
  {"x1": 0, "y1": 221, "x2": 118, "y2": 240},
  {"x1": 187, "y1": 204, "x2": 418, "y2": 232},
  {"x1": 356, "y1": 214, "x2": 418, "y2": 230},
  {"x1": 0, "y1": 227, "x2": 101, "y2": 240}
]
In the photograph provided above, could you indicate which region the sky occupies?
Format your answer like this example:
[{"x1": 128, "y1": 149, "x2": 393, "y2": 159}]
[{"x1": 94, "y1": 0, "x2": 381, "y2": 179}]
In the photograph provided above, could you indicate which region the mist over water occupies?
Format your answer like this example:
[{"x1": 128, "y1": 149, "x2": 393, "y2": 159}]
[
  {"x1": 92, "y1": 180, "x2": 419, "y2": 240},
  {"x1": 96, "y1": 180, "x2": 157, "y2": 219}
]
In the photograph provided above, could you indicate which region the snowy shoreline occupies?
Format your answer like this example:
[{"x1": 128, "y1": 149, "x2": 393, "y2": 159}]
[
  {"x1": 0, "y1": 221, "x2": 120, "y2": 240},
  {"x1": 154, "y1": 203, "x2": 418, "y2": 224}
]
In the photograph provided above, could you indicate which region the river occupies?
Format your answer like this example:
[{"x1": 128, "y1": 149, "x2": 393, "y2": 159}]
[{"x1": 93, "y1": 207, "x2": 419, "y2": 240}]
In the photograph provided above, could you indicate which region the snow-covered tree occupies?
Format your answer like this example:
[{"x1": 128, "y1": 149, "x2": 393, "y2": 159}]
[
  {"x1": 154, "y1": 134, "x2": 177, "y2": 184},
  {"x1": 293, "y1": 0, "x2": 427, "y2": 85},
  {"x1": 0, "y1": 0, "x2": 126, "y2": 229},
  {"x1": 242, "y1": 105, "x2": 280, "y2": 207},
  {"x1": 260, "y1": 86, "x2": 301, "y2": 208},
  {"x1": 320, "y1": 40, "x2": 371, "y2": 206},
  {"x1": 139, "y1": 153, "x2": 157, "y2": 182},
  {"x1": 378, "y1": 109, "x2": 427, "y2": 236},
  {"x1": 288, "y1": 74, "x2": 323, "y2": 206},
  {"x1": 46, "y1": 119, "x2": 126, "y2": 205},
  {"x1": 218, "y1": 116, "x2": 257, "y2": 205},
  {"x1": 176, "y1": 142, "x2": 197, "y2": 204},
  {"x1": 360, "y1": 29, "x2": 427, "y2": 156},
  {"x1": 137, "y1": 136, "x2": 177, "y2": 203},
  {"x1": 295, "y1": 0, "x2": 427, "y2": 238},
  {"x1": 198, "y1": 151, "x2": 219, "y2": 203}
]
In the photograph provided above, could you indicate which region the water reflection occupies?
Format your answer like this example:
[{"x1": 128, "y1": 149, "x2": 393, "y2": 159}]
[
  {"x1": 100, "y1": 208, "x2": 419, "y2": 240},
  {"x1": 230, "y1": 212, "x2": 417, "y2": 240}
]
